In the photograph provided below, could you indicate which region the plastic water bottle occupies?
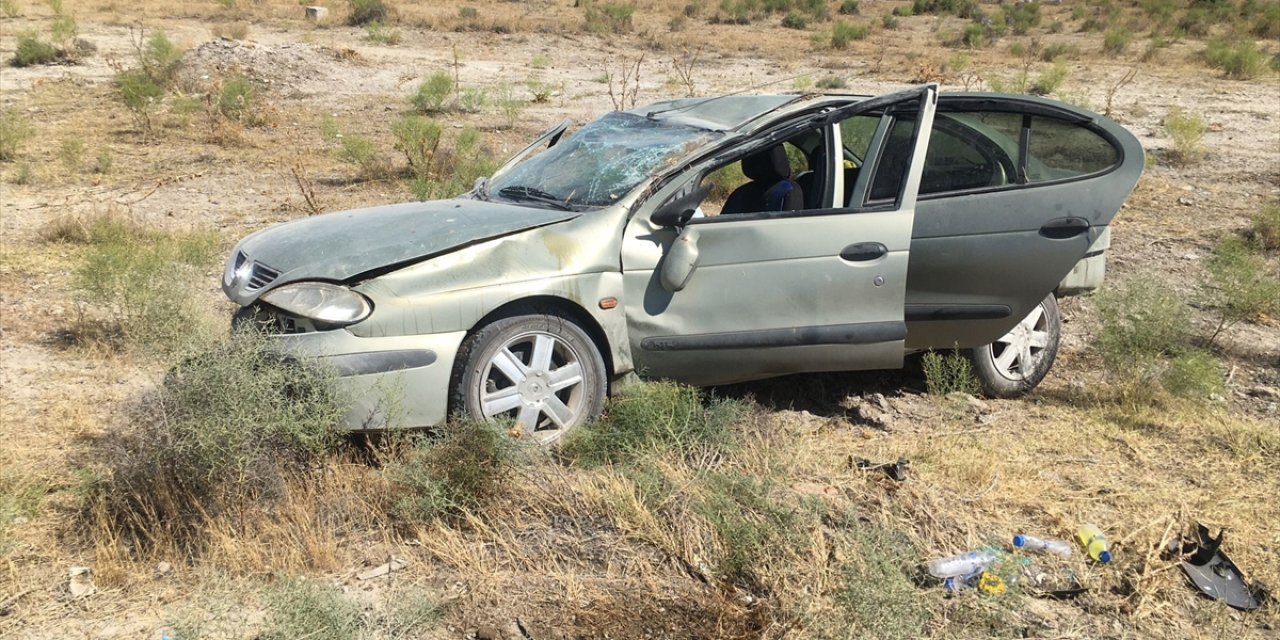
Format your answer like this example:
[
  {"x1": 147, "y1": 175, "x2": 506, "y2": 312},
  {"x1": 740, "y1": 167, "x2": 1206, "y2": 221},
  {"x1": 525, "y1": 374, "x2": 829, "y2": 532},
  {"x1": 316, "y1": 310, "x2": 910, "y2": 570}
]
[
  {"x1": 925, "y1": 549, "x2": 1000, "y2": 578},
  {"x1": 1076, "y1": 524, "x2": 1112, "y2": 563},
  {"x1": 1012, "y1": 534, "x2": 1073, "y2": 557}
]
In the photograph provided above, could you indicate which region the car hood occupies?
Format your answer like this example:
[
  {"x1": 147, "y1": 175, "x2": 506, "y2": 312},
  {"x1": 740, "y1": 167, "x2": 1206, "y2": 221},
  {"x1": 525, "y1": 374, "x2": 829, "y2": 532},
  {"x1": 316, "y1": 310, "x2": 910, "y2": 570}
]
[{"x1": 224, "y1": 198, "x2": 579, "y2": 305}]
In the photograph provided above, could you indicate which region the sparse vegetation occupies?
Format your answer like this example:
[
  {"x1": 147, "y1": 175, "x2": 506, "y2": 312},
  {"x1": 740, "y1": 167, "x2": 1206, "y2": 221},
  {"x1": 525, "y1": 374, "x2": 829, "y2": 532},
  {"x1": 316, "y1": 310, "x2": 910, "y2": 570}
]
[
  {"x1": 69, "y1": 217, "x2": 219, "y2": 353},
  {"x1": 85, "y1": 330, "x2": 346, "y2": 555},
  {"x1": 1204, "y1": 235, "x2": 1280, "y2": 342},
  {"x1": 1103, "y1": 26, "x2": 1132, "y2": 54},
  {"x1": 410, "y1": 71, "x2": 454, "y2": 113},
  {"x1": 921, "y1": 350, "x2": 979, "y2": 396},
  {"x1": 839, "y1": 0, "x2": 860, "y2": 14},
  {"x1": 12, "y1": 30, "x2": 63, "y2": 67},
  {"x1": 0, "y1": 108, "x2": 34, "y2": 162},
  {"x1": 562, "y1": 380, "x2": 746, "y2": 465},
  {"x1": 1164, "y1": 106, "x2": 1206, "y2": 164},
  {"x1": 1252, "y1": 200, "x2": 1280, "y2": 252},
  {"x1": 387, "y1": 419, "x2": 522, "y2": 522},
  {"x1": 1204, "y1": 38, "x2": 1269, "y2": 80},
  {"x1": 261, "y1": 577, "x2": 363, "y2": 640},
  {"x1": 347, "y1": 0, "x2": 389, "y2": 26},
  {"x1": 58, "y1": 137, "x2": 84, "y2": 173},
  {"x1": 831, "y1": 21, "x2": 871, "y2": 49},
  {"x1": 584, "y1": 1, "x2": 636, "y2": 33}
]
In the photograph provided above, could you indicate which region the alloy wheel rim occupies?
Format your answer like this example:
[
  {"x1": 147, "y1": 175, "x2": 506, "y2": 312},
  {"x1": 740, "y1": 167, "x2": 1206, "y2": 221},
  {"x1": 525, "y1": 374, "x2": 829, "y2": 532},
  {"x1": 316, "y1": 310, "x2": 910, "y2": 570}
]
[
  {"x1": 987, "y1": 303, "x2": 1049, "y2": 382},
  {"x1": 478, "y1": 331, "x2": 586, "y2": 443}
]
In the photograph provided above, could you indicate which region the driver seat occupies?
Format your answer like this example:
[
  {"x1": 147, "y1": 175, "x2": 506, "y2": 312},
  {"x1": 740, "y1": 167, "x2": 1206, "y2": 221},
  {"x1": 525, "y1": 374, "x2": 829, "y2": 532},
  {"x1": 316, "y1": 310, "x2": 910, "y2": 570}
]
[{"x1": 721, "y1": 146, "x2": 804, "y2": 215}]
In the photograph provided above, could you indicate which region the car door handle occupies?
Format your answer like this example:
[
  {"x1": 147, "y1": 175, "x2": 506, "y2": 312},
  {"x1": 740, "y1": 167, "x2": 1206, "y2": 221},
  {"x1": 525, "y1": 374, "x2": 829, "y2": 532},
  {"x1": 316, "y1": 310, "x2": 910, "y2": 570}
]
[
  {"x1": 1039, "y1": 217, "x2": 1090, "y2": 239},
  {"x1": 840, "y1": 242, "x2": 888, "y2": 262}
]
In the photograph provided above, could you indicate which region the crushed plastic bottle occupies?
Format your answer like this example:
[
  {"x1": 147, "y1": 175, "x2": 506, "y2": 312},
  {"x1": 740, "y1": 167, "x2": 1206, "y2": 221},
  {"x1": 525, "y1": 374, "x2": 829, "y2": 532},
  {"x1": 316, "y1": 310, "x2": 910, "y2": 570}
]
[
  {"x1": 1076, "y1": 524, "x2": 1112, "y2": 563},
  {"x1": 1012, "y1": 534, "x2": 1073, "y2": 557},
  {"x1": 926, "y1": 549, "x2": 1000, "y2": 578}
]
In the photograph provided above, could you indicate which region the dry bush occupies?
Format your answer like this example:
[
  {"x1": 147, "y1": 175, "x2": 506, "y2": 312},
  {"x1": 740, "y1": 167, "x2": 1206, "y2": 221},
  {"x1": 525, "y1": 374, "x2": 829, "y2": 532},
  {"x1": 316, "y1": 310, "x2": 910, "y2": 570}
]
[
  {"x1": 1163, "y1": 106, "x2": 1206, "y2": 165},
  {"x1": 1251, "y1": 200, "x2": 1280, "y2": 252},
  {"x1": 82, "y1": 332, "x2": 353, "y2": 561},
  {"x1": 385, "y1": 419, "x2": 525, "y2": 523},
  {"x1": 1203, "y1": 234, "x2": 1280, "y2": 343},
  {"x1": 0, "y1": 107, "x2": 34, "y2": 162}
]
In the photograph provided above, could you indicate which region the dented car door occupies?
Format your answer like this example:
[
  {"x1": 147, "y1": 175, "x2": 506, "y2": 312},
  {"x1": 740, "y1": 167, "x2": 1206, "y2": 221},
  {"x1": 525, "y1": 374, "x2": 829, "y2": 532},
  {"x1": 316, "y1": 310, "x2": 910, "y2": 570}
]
[{"x1": 620, "y1": 86, "x2": 939, "y2": 385}]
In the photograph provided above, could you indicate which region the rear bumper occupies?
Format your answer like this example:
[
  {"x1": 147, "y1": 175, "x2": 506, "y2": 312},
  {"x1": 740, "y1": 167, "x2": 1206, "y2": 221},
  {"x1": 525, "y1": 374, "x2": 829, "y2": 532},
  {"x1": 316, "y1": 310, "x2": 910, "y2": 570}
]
[
  {"x1": 267, "y1": 329, "x2": 467, "y2": 430},
  {"x1": 1057, "y1": 226, "x2": 1110, "y2": 296}
]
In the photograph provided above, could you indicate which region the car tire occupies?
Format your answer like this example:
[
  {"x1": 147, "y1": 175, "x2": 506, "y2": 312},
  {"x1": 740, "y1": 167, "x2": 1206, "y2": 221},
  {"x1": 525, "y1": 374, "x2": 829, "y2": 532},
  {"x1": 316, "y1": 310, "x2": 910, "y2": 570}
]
[
  {"x1": 967, "y1": 294, "x2": 1061, "y2": 399},
  {"x1": 450, "y1": 313, "x2": 607, "y2": 444}
]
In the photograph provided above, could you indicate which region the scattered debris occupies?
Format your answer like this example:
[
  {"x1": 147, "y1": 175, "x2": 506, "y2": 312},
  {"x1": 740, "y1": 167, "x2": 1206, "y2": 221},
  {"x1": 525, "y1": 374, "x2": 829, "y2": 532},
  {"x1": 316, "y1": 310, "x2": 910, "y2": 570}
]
[
  {"x1": 1076, "y1": 524, "x2": 1113, "y2": 563},
  {"x1": 68, "y1": 566, "x2": 95, "y2": 598},
  {"x1": 1012, "y1": 534, "x2": 1073, "y2": 557},
  {"x1": 304, "y1": 6, "x2": 329, "y2": 22},
  {"x1": 1168, "y1": 523, "x2": 1268, "y2": 611},
  {"x1": 155, "y1": 561, "x2": 173, "y2": 576},
  {"x1": 852, "y1": 456, "x2": 908, "y2": 481},
  {"x1": 357, "y1": 555, "x2": 408, "y2": 580}
]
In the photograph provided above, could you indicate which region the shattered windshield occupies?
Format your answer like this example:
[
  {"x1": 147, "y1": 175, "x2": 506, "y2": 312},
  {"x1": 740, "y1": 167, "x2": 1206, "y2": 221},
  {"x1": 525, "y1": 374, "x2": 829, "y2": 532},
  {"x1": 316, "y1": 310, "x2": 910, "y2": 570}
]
[{"x1": 488, "y1": 111, "x2": 720, "y2": 209}]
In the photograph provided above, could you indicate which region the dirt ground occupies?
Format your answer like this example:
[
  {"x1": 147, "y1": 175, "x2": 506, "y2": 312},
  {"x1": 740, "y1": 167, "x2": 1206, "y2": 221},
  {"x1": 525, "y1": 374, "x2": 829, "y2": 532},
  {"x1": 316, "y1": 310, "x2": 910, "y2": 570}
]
[{"x1": 1, "y1": 0, "x2": 1278, "y2": 638}]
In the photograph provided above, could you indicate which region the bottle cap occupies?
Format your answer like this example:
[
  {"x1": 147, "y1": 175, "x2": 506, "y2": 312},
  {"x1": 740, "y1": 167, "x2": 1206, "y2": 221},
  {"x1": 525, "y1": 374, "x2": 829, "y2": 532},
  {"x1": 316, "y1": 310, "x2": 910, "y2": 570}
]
[
  {"x1": 1099, "y1": 550, "x2": 1112, "y2": 563},
  {"x1": 1012, "y1": 535, "x2": 1027, "y2": 547}
]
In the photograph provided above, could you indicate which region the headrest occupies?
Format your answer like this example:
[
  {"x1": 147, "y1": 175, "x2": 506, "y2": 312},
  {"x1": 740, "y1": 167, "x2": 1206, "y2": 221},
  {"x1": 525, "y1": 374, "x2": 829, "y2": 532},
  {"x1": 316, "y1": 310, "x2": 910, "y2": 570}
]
[{"x1": 741, "y1": 145, "x2": 791, "y2": 182}]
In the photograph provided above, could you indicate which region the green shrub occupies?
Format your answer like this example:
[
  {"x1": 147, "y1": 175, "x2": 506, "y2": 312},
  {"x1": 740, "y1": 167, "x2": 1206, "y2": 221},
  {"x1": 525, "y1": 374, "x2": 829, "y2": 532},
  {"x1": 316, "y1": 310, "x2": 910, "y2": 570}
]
[
  {"x1": 87, "y1": 332, "x2": 345, "y2": 553},
  {"x1": 1204, "y1": 38, "x2": 1269, "y2": 80},
  {"x1": 828, "y1": 523, "x2": 929, "y2": 638},
  {"x1": 13, "y1": 161, "x2": 33, "y2": 184},
  {"x1": 337, "y1": 134, "x2": 388, "y2": 179},
  {"x1": 892, "y1": 4, "x2": 914, "y2": 17},
  {"x1": 921, "y1": 350, "x2": 979, "y2": 396},
  {"x1": 782, "y1": 11, "x2": 808, "y2": 28},
  {"x1": 1103, "y1": 26, "x2": 1132, "y2": 55},
  {"x1": 458, "y1": 6, "x2": 478, "y2": 19},
  {"x1": 839, "y1": 0, "x2": 860, "y2": 15},
  {"x1": 1163, "y1": 349, "x2": 1223, "y2": 399},
  {"x1": 115, "y1": 69, "x2": 164, "y2": 135},
  {"x1": 956, "y1": 22, "x2": 992, "y2": 48},
  {"x1": 831, "y1": 21, "x2": 870, "y2": 49},
  {"x1": 882, "y1": 13, "x2": 899, "y2": 28},
  {"x1": 817, "y1": 75, "x2": 848, "y2": 89},
  {"x1": 1030, "y1": 60, "x2": 1068, "y2": 95},
  {"x1": 1164, "y1": 106, "x2": 1206, "y2": 165},
  {"x1": 584, "y1": 1, "x2": 636, "y2": 33},
  {"x1": 139, "y1": 29, "x2": 183, "y2": 87},
  {"x1": 59, "y1": 137, "x2": 83, "y2": 172},
  {"x1": 11, "y1": 30, "x2": 61, "y2": 67},
  {"x1": 1040, "y1": 42, "x2": 1075, "y2": 61},
  {"x1": 347, "y1": 0, "x2": 389, "y2": 26},
  {"x1": 409, "y1": 71, "x2": 454, "y2": 113},
  {"x1": 1204, "y1": 235, "x2": 1280, "y2": 341},
  {"x1": 1255, "y1": 2, "x2": 1280, "y2": 38},
  {"x1": 1094, "y1": 274, "x2": 1195, "y2": 372},
  {"x1": 561, "y1": 380, "x2": 746, "y2": 466},
  {"x1": 74, "y1": 219, "x2": 220, "y2": 353},
  {"x1": 387, "y1": 419, "x2": 521, "y2": 522},
  {"x1": 0, "y1": 108, "x2": 34, "y2": 162},
  {"x1": 392, "y1": 114, "x2": 443, "y2": 178},
  {"x1": 698, "y1": 472, "x2": 818, "y2": 589},
  {"x1": 365, "y1": 20, "x2": 402, "y2": 44},
  {"x1": 216, "y1": 76, "x2": 257, "y2": 123},
  {"x1": 1252, "y1": 201, "x2": 1280, "y2": 252},
  {"x1": 51, "y1": 13, "x2": 77, "y2": 46},
  {"x1": 1002, "y1": 1, "x2": 1040, "y2": 35},
  {"x1": 262, "y1": 578, "x2": 363, "y2": 640},
  {"x1": 0, "y1": 0, "x2": 19, "y2": 18},
  {"x1": 93, "y1": 150, "x2": 113, "y2": 174}
]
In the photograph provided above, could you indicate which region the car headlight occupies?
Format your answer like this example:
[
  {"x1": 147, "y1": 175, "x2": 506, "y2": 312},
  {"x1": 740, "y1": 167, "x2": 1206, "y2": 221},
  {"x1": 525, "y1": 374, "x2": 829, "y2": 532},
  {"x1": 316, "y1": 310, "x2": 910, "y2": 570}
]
[{"x1": 259, "y1": 282, "x2": 372, "y2": 326}]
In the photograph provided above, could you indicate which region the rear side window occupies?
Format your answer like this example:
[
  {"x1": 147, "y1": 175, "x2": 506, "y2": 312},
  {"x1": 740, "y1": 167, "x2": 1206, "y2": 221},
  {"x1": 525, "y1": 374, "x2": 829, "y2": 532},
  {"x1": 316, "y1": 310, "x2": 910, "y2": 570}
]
[
  {"x1": 1026, "y1": 116, "x2": 1118, "y2": 182},
  {"x1": 866, "y1": 107, "x2": 1121, "y2": 202}
]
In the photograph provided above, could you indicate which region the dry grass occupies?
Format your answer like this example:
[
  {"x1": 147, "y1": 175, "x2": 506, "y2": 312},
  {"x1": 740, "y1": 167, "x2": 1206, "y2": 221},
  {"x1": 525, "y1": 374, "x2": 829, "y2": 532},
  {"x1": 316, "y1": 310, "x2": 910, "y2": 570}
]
[{"x1": 2, "y1": 1, "x2": 1279, "y2": 637}]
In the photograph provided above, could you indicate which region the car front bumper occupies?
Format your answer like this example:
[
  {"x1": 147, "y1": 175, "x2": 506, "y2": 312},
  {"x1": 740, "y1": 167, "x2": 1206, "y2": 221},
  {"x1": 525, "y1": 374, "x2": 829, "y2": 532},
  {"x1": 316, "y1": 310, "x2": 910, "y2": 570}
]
[{"x1": 268, "y1": 328, "x2": 467, "y2": 430}]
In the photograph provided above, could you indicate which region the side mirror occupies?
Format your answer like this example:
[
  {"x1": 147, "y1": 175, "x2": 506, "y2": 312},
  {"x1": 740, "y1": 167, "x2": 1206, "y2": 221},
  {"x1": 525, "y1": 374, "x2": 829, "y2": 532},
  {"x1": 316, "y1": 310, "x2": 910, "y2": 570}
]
[
  {"x1": 649, "y1": 184, "x2": 711, "y2": 228},
  {"x1": 650, "y1": 206, "x2": 696, "y2": 228}
]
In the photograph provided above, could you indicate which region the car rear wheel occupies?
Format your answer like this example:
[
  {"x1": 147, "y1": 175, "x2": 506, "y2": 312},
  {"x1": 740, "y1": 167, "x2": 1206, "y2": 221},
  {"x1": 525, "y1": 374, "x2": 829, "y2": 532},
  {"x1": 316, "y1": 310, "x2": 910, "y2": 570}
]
[
  {"x1": 451, "y1": 314, "x2": 606, "y2": 444},
  {"x1": 967, "y1": 294, "x2": 1061, "y2": 398}
]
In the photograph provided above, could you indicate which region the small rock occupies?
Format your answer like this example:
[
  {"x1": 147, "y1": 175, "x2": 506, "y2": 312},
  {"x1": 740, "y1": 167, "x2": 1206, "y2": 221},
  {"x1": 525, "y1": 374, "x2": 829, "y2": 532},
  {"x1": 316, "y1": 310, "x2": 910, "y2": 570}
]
[
  {"x1": 69, "y1": 566, "x2": 96, "y2": 597},
  {"x1": 1246, "y1": 385, "x2": 1279, "y2": 399},
  {"x1": 871, "y1": 392, "x2": 890, "y2": 412},
  {"x1": 1177, "y1": 196, "x2": 1194, "y2": 206},
  {"x1": 304, "y1": 5, "x2": 329, "y2": 21},
  {"x1": 12, "y1": 516, "x2": 28, "y2": 525},
  {"x1": 946, "y1": 391, "x2": 987, "y2": 413},
  {"x1": 976, "y1": 413, "x2": 995, "y2": 425},
  {"x1": 156, "y1": 561, "x2": 172, "y2": 576},
  {"x1": 475, "y1": 626, "x2": 500, "y2": 640}
]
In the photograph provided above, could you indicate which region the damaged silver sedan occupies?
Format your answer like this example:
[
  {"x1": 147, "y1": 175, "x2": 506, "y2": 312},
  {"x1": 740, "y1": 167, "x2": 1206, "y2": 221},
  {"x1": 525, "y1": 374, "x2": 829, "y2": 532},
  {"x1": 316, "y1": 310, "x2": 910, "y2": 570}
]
[{"x1": 222, "y1": 85, "x2": 1143, "y2": 442}]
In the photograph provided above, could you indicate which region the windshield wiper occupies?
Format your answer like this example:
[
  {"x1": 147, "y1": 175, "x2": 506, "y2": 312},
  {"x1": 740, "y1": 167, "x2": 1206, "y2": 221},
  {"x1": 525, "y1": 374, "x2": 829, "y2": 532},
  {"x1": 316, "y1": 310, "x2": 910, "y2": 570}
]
[{"x1": 497, "y1": 185, "x2": 572, "y2": 211}]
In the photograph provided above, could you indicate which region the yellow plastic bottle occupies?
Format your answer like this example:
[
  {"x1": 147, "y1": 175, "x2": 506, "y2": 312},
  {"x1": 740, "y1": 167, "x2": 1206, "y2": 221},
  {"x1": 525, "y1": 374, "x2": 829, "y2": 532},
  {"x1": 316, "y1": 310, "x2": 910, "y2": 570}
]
[{"x1": 1076, "y1": 524, "x2": 1112, "y2": 563}]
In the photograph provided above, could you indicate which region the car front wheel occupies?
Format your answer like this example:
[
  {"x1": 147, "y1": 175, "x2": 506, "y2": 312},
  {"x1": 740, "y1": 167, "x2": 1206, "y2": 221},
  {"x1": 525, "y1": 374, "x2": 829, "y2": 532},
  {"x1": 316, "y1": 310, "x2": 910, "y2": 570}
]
[
  {"x1": 967, "y1": 294, "x2": 1061, "y2": 398},
  {"x1": 451, "y1": 313, "x2": 607, "y2": 444}
]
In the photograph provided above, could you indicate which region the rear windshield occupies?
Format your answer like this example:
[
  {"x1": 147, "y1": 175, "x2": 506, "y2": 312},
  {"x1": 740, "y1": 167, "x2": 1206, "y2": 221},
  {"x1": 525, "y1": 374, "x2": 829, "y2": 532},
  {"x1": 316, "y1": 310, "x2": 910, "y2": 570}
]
[{"x1": 489, "y1": 112, "x2": 720, "y2": 208}]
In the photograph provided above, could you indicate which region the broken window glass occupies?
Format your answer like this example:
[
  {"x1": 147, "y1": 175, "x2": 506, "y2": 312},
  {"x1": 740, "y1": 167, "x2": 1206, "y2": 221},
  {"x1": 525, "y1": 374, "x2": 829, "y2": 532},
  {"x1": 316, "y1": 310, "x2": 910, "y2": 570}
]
[{"x1": 488, "y1": 111, "x2": 721, "y2": 209}]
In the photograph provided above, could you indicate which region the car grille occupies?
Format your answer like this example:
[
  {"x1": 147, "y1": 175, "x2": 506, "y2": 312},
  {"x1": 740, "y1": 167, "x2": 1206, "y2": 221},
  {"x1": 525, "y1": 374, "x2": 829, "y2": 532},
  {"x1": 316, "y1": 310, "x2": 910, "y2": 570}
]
[{"x1": 245, "y1": 262, "x2": 281, "y2": 292}]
